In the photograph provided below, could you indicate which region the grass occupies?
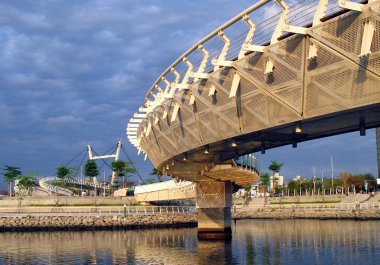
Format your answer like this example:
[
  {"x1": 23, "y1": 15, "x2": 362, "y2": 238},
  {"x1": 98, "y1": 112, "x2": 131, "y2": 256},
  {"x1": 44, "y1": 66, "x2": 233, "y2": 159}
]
[{"x1": 270, "y1": 200, "x2": 341, "y2": 205}]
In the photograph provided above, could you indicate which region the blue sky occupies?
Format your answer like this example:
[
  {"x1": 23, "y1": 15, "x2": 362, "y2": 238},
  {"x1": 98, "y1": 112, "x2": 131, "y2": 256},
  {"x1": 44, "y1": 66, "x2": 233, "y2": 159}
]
[{"x1": 0, "y1": 0, "x2": 378, "y2": 190}]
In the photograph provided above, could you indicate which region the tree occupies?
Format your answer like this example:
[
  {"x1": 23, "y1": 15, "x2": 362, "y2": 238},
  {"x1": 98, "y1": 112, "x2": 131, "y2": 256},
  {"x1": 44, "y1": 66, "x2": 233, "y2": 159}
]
[
  {"x1": 150, "y1": 168, "x2": 162, "y2": 182},
  {"x1": 145, "y1": 178, "x2": 156, "y2": 184},
  {"x1": 287, "y1": 177, "x2": 308, "y2": 195},
  {"x1": 340, "y1": 172, "x2": 350, "y2": 194},
  {"x1": 84, "y1": 160, "x2": 99, "y2": 180},
  {"x1": 111, "y1": 160, "x2": 126, "y2": 188},
  {"x1": 3, "y1": 165, "x2": 22, "y2": 197},
  {"x1": 123, "y1": 161, "x2": 137, "y2": 186},
  {"x1": 56, "y1": 165, "x2": 69, "y2": 187},
  {"x1": 17, "y1": 175, "x2": 36, "y2": 196},
  {"x1": 268, "y1": 160, "x2": 283, "y2": 175},
  {"x1": 259, "y1": 172, "x2": 270, "y2": 197},
  {"x1": 268, "y1": 161, "x2": 283, "y2": 196},
  {"x1": 56, "y1": 165, "x2": 70, "y2": 180},
  {"x1": 243, "y1": 184, "x2": 252, "y2": 205},
  {"x1": 111, "y1": 160, "x2": 137, "y2": 188},
  {"x1": 344, "y1": 172, "x2": 377, "y2": 193}
]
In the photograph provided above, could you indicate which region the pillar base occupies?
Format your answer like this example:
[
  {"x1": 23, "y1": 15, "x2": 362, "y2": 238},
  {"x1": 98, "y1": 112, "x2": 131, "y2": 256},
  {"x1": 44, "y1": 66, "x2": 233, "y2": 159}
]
[
  {"x1": 197, "y1": 227, "x2": 232, "y2": 240},
  {"x1": 196, "y1": 181, "x2": 232, "y2": 240}
]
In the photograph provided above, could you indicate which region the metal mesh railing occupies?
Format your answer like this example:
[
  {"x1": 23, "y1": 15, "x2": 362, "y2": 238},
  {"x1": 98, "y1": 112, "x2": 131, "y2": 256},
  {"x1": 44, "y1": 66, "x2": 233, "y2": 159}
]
[
  {"x1": 234, "y1": 202, "x2": 380, "y2": 212},
  {"x1": 127, "y1": 0, "x2": 379, "y2": 175},
  {"x1": 140, "y1": 0, "x2": 359, "y2": 100},
  {"x1": 0, "y1": 205, "x2": 197, "y2": 217}
]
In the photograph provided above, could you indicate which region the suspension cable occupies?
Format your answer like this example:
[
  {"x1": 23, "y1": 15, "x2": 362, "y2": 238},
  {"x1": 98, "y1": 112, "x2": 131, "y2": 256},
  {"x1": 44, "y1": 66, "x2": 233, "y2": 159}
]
[
  {"x1": 98, "y1": 143, "x2": 118, "y2": 157},
  {"x1": 64, "y1": 148, "x2": 87, "y2": 167},
  {"x1": 72, "y1": 150, "x2": 89, "y2": 178},
  {"x1": 92, "y1": 150, "x2": 113, "y2": 171},
  {"x1": 121, "y1": 146, "x2": 144, "y2": 182},
  {"x1": 98, "y1": 155, "x2": 112, "y2": 175}
]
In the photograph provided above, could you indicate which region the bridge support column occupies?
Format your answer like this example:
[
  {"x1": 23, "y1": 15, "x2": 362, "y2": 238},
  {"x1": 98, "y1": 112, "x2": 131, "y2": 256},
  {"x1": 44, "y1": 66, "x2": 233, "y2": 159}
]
[
  {"x1": 376, "y1": 128, "x2": 380, "y2": 180},
  {"x1": 196, "y1": 181, "x2": 232, "y2": 240}
]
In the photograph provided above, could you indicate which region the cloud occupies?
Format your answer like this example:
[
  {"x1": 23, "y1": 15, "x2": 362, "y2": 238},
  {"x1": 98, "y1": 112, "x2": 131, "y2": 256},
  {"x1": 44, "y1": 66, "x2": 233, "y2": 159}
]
[
  {"x1": 0, "y1": 104, "x2": 11, "y2": 122},
  {"x1": 46, "y1": 115, "x2": 84, "y2": 127},
  {"x1": 0, "y1": 0, "x2": 377, "y2": 191}
]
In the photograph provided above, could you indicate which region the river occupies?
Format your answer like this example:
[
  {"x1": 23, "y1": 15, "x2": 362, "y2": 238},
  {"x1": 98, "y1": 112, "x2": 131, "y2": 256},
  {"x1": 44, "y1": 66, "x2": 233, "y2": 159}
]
[{"x1": 0, "y1": 220, "x2": 378, "y2": 264}]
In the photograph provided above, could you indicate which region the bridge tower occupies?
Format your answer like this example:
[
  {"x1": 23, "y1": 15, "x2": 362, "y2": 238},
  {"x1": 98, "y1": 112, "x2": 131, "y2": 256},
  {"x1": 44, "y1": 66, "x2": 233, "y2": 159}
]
[{"x1": 87, "y1": 140, "x2": 122, "y2": 186}]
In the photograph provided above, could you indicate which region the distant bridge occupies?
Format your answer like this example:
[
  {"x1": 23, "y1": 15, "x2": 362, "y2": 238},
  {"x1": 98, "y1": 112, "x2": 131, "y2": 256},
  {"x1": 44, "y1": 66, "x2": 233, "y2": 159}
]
[
  {"x1": 127, "y1": 0, "x2": 380, "y2": 186},
  {"x1": 38, "y1": 177, "x2": 110, "y2": 196},
  {"x1": 133, "y1": 179, "x2": 195, "y2": 202}
]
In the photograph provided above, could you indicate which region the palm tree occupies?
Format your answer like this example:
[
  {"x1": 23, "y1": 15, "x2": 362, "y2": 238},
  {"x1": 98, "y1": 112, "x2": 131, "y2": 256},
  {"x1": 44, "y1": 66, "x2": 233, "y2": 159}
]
[
  {"x1": 150, "y1": 168, "x2": 162, "y2": 182},
  {"x1": 260, "y1": 172, "x2": 270, "y2": 199},
  {"x1": 268, "y1": 161, "x2": 283, "y2": 196},
  {"x1": 243, "y1": 184, "x2": 252, "y2": 205},
  {"x1": 17, "y1": 175, "x2": 36, "y2": 196},
  {"x1": 123, "y1": 161, "x2": 137, "y2": 188},
  {"x1": 3, "y1": 165, "x2": 22, "y2": 197}
]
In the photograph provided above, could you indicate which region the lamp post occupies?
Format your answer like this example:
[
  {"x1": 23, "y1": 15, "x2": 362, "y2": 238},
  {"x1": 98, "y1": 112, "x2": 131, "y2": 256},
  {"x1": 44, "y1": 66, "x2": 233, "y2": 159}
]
[
  {"x1": 103, "y1": 170, "x2": 106, "y2": 196},
  {"x1": 331, "y1": 156, "x2": 334, "y2": 193},
  {"x1": 313, "y1": 164, "x2": 316, "y2": 195},
  {"x1": 80, "y1": 166, "x2": 83, "y2": 196}
]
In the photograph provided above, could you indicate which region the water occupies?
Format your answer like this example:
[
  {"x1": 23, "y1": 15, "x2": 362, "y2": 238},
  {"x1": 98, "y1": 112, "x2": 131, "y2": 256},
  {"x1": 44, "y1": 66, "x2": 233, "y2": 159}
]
[{"x1": 0, "y1": 220, "x2": 378, "y2": 265}]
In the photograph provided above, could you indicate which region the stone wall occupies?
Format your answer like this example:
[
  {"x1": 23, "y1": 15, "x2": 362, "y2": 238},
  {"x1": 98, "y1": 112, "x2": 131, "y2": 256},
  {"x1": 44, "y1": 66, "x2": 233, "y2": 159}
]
[{"x1": 0, "y1": 213, "x2": 197, "y2": 232}]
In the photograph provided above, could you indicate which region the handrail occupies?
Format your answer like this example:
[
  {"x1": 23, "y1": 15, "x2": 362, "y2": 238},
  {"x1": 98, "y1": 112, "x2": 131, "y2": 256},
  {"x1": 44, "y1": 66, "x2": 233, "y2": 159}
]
[
  {"x1": 128, "y1": 0, "x2": 375, "y2": 151},
  {"x1": 0, "y1": 205, "x2": 198, "y2": 217},
  {"x1": 143, "y1": 0, "x2": 272, "y2": 101}
]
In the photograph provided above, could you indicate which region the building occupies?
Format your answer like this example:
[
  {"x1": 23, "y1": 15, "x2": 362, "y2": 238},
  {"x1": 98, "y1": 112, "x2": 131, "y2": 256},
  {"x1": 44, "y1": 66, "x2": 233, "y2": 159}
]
[{"x1": 270, "y1": 172, "x2": 284, "y2": 191}]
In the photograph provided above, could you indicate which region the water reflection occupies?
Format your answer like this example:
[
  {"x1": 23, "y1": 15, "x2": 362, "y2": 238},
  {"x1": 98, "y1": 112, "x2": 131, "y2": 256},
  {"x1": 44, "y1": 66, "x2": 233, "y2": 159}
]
[{"x1": 0, "y1": 220, "x2": 378, "y2": 264}]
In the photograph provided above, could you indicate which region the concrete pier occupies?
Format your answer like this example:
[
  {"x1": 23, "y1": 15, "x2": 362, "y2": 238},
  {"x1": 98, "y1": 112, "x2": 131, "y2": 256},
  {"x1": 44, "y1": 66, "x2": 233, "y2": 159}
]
[
  {"x1": 196, "y1": 181, "x2": 232, "y2": 240},
  {"x1": 376, "y1": 128, "x2": 380, "y2": 178}
]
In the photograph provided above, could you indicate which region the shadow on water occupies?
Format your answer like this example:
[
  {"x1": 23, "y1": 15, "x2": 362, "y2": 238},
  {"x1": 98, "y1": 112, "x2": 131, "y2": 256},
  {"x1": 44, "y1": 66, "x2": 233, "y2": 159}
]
[{"x1": 0, "y1": 220, "x2": 379, "y2": 264}]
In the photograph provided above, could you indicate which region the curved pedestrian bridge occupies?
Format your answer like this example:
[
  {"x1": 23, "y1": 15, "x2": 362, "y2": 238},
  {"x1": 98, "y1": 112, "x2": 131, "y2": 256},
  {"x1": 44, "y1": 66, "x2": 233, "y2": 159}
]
[
  {"x1": 127, "y1": 0, "x2": 380, "y2": 188},
  {"x1": 127, "y1": 0, "x2": 380, "y2": 239}
]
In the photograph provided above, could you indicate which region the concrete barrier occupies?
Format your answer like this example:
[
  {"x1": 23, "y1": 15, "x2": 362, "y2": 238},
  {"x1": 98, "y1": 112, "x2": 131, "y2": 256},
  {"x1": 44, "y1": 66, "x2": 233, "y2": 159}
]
[{"x1": 0, "y1": 196, "x2": 136, "y2": 207}]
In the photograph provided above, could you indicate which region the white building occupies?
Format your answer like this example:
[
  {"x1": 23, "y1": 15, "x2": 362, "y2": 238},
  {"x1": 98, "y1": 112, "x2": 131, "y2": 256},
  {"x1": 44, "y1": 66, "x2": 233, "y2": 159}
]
[{"x1": 270, "y1": 172, "x2": 284, "y2": 191}]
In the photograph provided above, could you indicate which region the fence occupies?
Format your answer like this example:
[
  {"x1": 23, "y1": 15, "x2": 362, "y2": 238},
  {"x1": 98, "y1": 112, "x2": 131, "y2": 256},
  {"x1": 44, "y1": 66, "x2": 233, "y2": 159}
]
[
  {"x1": 234, "y1": 202, "x2": 380, "y2": 213},
  {"x1": 0, "y1": 205, "x2": 197, "y2": 218}
]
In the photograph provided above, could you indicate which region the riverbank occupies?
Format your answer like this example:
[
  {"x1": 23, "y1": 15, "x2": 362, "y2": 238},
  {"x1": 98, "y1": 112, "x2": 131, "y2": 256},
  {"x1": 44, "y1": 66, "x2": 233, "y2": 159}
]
[
  {"x1": 0, "y1": 213, "x2": 197, "y2": 232},
  {"x1": 1, "y1": 208, "x2": 380, "y2": 232},
  {"x1": 0, "y1": 196, "x2": 137, "y2": 207},
  {"x1": 233, "y1": 209, "x2": 380, "y2": 220}
]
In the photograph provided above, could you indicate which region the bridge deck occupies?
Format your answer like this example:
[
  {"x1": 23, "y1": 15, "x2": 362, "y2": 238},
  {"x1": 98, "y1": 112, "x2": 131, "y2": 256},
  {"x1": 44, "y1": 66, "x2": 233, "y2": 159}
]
[{"x1": 128, "y1": 0, "x2": 380, "y2": 186}]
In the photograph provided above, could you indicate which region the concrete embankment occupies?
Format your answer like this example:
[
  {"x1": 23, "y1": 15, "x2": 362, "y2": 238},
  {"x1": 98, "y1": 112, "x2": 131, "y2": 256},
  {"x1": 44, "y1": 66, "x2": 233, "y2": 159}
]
[
  {"x1": 1, "y1": 209, "x2": 379, "y2": 232},
  {"x1": 0, "y1": 213, "x2": 197, "y2": 232},
  {"x1": 233, "y1": 209, "x2": 380, "y2": 220},
  {"x1": 0, "y1": 196, "x2": 136, "y2": 207}
]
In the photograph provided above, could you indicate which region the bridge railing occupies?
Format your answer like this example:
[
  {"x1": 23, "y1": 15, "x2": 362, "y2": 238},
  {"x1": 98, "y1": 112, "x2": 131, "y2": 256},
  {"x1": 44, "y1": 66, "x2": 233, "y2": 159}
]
[
  {"x1": 127, "y1": 0, "x2": 367, "y2": 149},
  {"x1": 233, "y1": 202, "x2": 380, "y2": 213},
  {"x1": 0, "y1": 205, "x2": 197, "y2": 217},
  {"x1": 38, "y1": 176, "x2": 110, "y2": 193},
  {"x1": 134, "y1": 179, "x2": 195, "y2": 194}
]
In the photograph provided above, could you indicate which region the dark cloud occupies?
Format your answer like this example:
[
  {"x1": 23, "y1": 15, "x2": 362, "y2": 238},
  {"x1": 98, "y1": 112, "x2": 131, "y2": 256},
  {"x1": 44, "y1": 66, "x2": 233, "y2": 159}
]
[{"x1": 0, "y1": 1, "x2": 377, "y2": 190}]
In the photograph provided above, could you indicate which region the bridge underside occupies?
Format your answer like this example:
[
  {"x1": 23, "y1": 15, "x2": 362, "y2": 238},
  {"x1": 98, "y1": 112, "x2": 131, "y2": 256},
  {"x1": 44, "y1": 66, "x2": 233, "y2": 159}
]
[
  {"x1": 136, "y1": 5, "x2": 380, "y2": 187},
  {"x1": 164, "y1": 103, "x2": 380, "y2": 184}
]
